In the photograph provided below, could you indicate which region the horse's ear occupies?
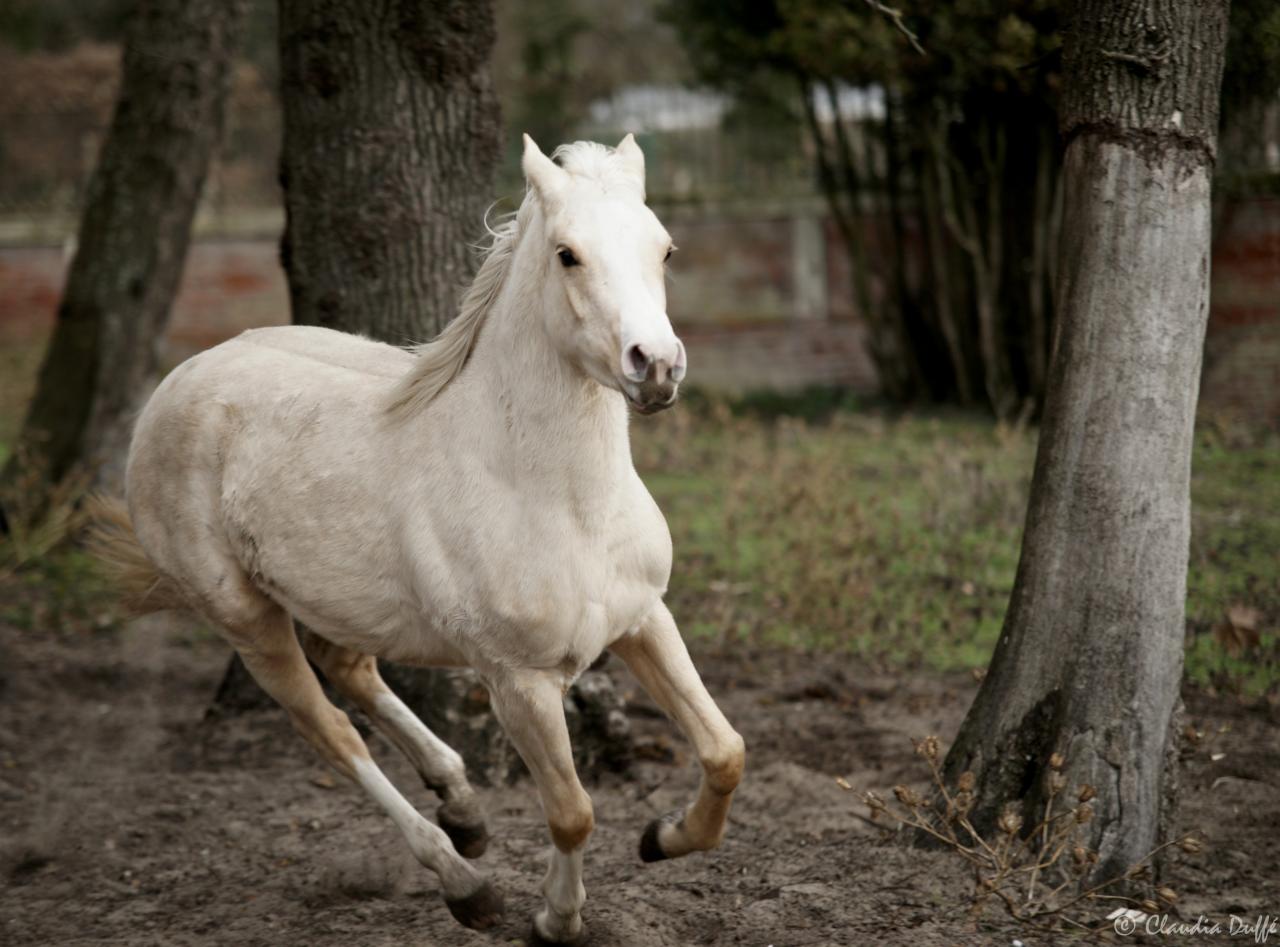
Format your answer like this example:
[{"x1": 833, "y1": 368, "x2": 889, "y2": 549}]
[
  {"x1": 522, "y1": 134, "x2": 568, "y2": 207},
  {"x1": 615, "y1": 133, "x2": 646, "y2": 197}
]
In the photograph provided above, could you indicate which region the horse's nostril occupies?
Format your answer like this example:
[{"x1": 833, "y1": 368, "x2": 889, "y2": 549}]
[{"x1": 626, "y1": 343, "x2": 651, "y2": 379}]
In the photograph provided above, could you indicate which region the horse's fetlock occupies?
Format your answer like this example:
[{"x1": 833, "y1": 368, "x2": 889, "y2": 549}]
[
  {"x1": 541, "y1": 877, "x2": 586, "y2": 917},
  {"x1": 698, "y1": 826, "x2": 728, "y2": 852}
]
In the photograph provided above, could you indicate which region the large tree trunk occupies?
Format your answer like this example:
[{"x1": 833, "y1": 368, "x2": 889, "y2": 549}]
[
  {"x1": 0, "y1": 0, "x2": 247, "y2": 507},
  {"x1": 941, "y1": 0, "x2": 1229, "y2": 884},
  {"x1": 277, "y1": 0, "x2": 502, "y2": 342}
]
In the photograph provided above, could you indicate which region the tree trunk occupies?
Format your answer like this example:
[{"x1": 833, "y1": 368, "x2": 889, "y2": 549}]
[
  {"x1": 0, "y1": 0, "x2": 247, "y2": 507},
  {"x1": 277, "y1": 0, "x2": 502, "y2": 342},
  {"x1": 941, "y1": 0, "x2": 1229, "y2": 885}
]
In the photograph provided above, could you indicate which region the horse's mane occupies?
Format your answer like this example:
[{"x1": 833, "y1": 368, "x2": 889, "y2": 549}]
[
  {"x1": 384, "y1": 206, "x2": 521, "y2": 420},
  {"x1": 384, "y1": 141, "x2": 639, "y2": 420}
]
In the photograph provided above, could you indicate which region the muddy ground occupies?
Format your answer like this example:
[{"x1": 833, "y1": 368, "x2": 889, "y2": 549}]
[{"x1": 0, "y1": 617, "x2": 1276, "y2": 947}]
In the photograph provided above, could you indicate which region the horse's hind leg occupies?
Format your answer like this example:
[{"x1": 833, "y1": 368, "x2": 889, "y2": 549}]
[
  {"x1": 224, "y1": 605, "x2": 503, "y2": 930},
  {"x1": 611, "y1": 602, "x2": 745, "y2": 862},
  {"x1": 300, "y1": 633, "x2": 490, "y2": 857}
]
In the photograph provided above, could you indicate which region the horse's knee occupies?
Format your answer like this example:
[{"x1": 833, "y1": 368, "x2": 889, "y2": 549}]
[
  {"x1": 705, "y1": 730, "x2": 745, "y2": 795},
  {"x1": 548, "y1": 790, "x2": 594, "y2": 853}
]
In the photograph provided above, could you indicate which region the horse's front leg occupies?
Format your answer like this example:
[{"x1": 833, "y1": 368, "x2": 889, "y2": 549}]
[
  {"x1": 612, "y1": 602, "x2": 745, "y2": 861},
  {"x1": 486, "y1": 667, "x2": 593, "y2": 945}
]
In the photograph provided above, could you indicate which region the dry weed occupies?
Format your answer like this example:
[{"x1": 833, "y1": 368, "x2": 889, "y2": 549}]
[
  {"x1": 845, "y1": 736, "x2": 1203, "y2": 935},
  {"x1": 0, "y1": 443, "x2": 93, "y2": 577}
]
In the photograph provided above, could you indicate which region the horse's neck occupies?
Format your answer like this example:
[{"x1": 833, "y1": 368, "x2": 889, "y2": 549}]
[{"x1": 456, "y1": 266, "x2": 631, "y2": 499}]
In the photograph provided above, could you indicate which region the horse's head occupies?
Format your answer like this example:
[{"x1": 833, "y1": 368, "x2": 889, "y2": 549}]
[{"x1": 521, "y1": 134, "x2": 686, "y2": 415}]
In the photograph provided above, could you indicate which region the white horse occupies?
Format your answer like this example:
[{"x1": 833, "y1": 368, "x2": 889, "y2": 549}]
[{"x1": 94, "y1": 134, "x2": 744, "y2": 944}]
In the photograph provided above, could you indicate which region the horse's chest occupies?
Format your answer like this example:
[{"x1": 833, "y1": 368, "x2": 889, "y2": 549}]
[
  {"x1": 534, "y1": 534, "x2": 663, "y2": 627},
  {"x1": 468, "y1": 505, "x2": 671, "y2": 668}
]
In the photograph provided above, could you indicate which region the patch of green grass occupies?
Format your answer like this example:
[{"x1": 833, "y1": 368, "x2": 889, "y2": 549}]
[
  {"x1": 634, "y1": 398, "x2": 1278, "y2": 694},
  {"x1": 1, "y1": 359, "x2": 1273, "y2": 694},
  {"x1": 1184, "y1": 432, "x2": 1280, "y2": 693}
]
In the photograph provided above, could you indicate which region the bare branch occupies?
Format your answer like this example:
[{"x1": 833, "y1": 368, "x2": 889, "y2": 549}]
[{"x1": 859, "y1": 0, "x2": 925, "y2": 56}]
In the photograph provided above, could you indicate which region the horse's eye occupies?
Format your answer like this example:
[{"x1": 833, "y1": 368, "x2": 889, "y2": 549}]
[
  {"x1": 664, "y1": 246, "x2": 676, "y2": 262},
  {"x1": 558, "y1": 248, "x2": 579, "y2": 267}
]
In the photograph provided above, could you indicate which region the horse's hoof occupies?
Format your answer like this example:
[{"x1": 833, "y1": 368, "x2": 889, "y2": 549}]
[
  {"x1": 439, "y1": 803, "x2": 490, "y2": 859},
  {"x1": 528, "y1": 920, "x2": 586, "y2": 946},
  {"x1": 444, "y1": 881, "x2": 504, "y2": 930},
  {"x1": 639, "y1": 817, "x2": 671, "y2": 863}
]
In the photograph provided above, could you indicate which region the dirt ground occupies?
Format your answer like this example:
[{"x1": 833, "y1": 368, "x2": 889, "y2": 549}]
[{"x1": 1, "y1": 617, "x2": 1276, "y2": 947}]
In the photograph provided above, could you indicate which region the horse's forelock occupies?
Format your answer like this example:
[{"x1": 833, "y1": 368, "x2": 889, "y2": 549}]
[{"x1": 550, "y1": 140, "x2": 645, "y2": 197}]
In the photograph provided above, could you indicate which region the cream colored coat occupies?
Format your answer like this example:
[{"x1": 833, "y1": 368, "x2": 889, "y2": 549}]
[{"x1": 117, "y1": 136, "x2": 743, "y2": 945}]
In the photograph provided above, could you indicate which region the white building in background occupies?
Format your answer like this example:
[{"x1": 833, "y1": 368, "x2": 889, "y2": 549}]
[
  {"x1": 587, "y1": 84, "x2": 729, "y2": 133},
  {"x1": 585, "y1": 81, "x2": 885, "y2": 133}
]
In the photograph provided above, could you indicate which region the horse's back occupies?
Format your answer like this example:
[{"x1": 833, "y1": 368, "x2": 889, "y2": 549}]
[
  {"x1": 229, "y1": 325, "x2": 414, "y2": 380},
  {"x1": 129, "y1": 325, "x2": 410, "y2": 480}
]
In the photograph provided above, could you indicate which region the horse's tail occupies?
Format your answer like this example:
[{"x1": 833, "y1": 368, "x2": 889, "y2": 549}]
[{"x1": 83, "y1": 495, "x2": 189, "y2": 615}]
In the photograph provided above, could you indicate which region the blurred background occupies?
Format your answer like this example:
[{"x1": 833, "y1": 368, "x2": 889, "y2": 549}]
[{"x1": 0, "y1": 0, "x2": 1276, "y2": 693}]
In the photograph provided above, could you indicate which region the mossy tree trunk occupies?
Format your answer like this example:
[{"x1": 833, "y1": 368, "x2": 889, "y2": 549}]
[
  {"x1": 0, "y1": 0, "x2": 247, "y2": 507},
  {"x1": 941, "y1": 0, "x2": 1230, "y2": 883}
]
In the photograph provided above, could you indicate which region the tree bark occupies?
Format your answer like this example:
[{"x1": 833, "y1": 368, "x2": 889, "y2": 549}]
[
  {"x1": 0, "y1": 0, "x2": 247, "y2": 506},
  {"x1": 1026, "y1": 125, "x2": 1054, "y2": 404},
  {"x1": 277, "y1": 0, "x2": 502, "y2": 342},
  {"x1": 941, "y1": 0, "x2": 1229, "y2": 885}
]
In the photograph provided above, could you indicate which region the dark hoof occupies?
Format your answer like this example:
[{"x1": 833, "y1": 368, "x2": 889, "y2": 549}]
[
  {"x1": 528, "y1": 921, "x2": 585, "y2": 946},
  {"x1": 639, "y1": 818, "x2": 670, "y2": 863},
  {"x1": 640, "y1": 810, "x2": 686, "y2": 863},
  {"x1": 439, "y1": 807, "x2": 490, "y2": 859},
  {"x1": 445, "y1": 881, "x2": 504, "y2": 931}
]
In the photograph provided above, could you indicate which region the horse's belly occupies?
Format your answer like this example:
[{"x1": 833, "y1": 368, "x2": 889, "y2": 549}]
[{"x1": 259, "y1": 574, "x2": 465, "y2": 666}]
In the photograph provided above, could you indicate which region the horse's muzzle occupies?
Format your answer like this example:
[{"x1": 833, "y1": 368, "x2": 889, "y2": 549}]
[
  {"x1": 627, "y1": 355, "x2": 679, "y2": 414},
  {"x1": 632, "y1": 385, "x2": 677, "y2": 414}
]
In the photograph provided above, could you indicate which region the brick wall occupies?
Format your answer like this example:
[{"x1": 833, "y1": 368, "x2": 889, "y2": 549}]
[{"x1": 0, "y1": 238, "x2": 290, "y2": 362}]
